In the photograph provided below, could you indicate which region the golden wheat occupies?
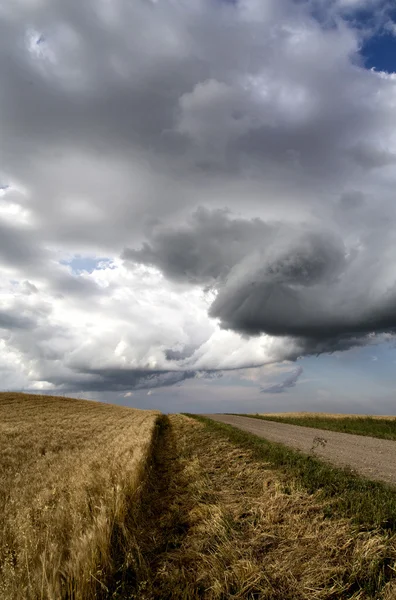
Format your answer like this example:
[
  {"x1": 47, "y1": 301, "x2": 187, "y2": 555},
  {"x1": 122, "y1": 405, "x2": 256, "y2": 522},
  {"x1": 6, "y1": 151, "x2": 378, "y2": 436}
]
[{"x1": 0, "y1": 392, "x2": 159, "y2": 600}]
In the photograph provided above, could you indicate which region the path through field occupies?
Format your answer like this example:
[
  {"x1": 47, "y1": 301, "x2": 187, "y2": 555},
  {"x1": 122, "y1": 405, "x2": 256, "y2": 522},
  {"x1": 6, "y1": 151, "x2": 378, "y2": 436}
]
[
  {"x1": 203, "y1": 415, "x2": 396, "y2": 485},
  {"x1": 132, "y1": 415, "x2": 396, "y2": 599}
]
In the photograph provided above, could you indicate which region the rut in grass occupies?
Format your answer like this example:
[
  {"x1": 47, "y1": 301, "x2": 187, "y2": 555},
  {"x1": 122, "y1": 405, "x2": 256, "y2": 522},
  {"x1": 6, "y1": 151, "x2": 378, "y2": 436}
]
[
  {"x1": 109, "y1": 415, "x2": 195, "y2": 599},
  {"x1": 126, "y1": 414, "x2": 396, "y2": 599}
]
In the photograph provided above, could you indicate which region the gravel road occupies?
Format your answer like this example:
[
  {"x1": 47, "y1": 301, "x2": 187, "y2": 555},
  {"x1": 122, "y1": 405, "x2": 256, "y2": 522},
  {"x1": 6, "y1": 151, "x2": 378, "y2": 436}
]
[{"x1": 202, "y1": 414, "x2": 396, "y2": 486}]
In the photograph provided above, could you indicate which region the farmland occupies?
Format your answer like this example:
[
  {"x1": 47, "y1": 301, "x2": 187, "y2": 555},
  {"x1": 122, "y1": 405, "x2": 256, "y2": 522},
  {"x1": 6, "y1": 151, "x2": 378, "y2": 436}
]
[
  {"x1": 0, "y1": 393, "x2": 159, "y2": 599},
  {"x1": 2, "y1": 395, "x2": 396, "y2": 598}
]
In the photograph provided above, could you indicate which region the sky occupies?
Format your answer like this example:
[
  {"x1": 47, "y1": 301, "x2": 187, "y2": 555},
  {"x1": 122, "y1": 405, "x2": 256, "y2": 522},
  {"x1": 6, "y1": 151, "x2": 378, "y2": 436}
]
[{"x1": 2, "y1": 0, "x2": 396, "y2": 413}]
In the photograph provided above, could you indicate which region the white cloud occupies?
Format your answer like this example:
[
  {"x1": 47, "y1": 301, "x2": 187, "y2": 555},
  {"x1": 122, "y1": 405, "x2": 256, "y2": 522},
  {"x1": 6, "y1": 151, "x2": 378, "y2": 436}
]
[{"x1": 385, "y1": 20, "x2": 396, "y2": 36}]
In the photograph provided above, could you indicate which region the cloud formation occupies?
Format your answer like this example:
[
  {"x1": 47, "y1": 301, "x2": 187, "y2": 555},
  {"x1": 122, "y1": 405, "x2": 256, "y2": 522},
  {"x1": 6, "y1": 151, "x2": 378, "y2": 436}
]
[
  {"x1": 128, "y1": 206, "x2": 396, "y2": 356},
  {"x1": 261, "y1": 366, "x2": 304, "y2": 394},
  {"x1": 1, "y1": 0, "x2": 396, "y2": 394}
]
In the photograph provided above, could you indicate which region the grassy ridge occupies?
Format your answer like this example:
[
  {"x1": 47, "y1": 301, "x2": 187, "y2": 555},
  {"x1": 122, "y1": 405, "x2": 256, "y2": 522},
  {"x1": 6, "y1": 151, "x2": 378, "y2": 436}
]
[
  {"x1": 242, "y1": 413, "x2": 396, "y2": 440},
  {"x1": 187, "y1": 414, "x2": 396, "y2": 532}
]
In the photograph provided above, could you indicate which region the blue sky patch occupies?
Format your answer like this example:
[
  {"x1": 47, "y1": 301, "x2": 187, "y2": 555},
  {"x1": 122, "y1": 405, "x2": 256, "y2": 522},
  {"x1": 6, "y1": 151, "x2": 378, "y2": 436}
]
[
  {"x1": 341, "y1": 2, "x2": 396, "y2": 73},
  {"x1": 60, "y1": 256, "x2": 114, "y2": 275},
  {"x1": 361, "y1": 29, "x2": 396, "y2": 73}
]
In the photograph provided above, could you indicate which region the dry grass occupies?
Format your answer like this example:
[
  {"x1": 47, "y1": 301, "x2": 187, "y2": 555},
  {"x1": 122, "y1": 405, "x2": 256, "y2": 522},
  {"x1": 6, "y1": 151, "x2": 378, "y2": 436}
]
[
  {"x1": 140, "y1": 415, "x2": 396, "y2": 599},
  {"x1": 0, "y1": 392, "x2": 159, "y2": 600}
]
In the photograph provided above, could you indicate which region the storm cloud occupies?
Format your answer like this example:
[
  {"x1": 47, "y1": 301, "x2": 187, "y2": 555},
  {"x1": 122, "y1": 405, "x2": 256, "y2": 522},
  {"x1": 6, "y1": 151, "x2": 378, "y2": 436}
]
[
  {"x1": 1, "y1": 0, "x2": 396, "y2": 395},
  {"x1": 128, "y1": 206, "x2": 396, "y2": 355}
]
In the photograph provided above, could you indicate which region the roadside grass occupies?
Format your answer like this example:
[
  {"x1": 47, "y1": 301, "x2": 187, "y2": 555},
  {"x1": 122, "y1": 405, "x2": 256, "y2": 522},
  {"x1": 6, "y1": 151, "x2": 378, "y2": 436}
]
[
  {"x1": 186, "y1": 415, "x2": 396, "y2": 533},
  {"x1": 0, "y1": 392, "x2": 160, "y2": 600},
  {"x1": 140, "y1": 415, "x2": 396, "y2": 598},
  {"x1": 240, "y1": 413, "x2": 396, "y2": 441}
]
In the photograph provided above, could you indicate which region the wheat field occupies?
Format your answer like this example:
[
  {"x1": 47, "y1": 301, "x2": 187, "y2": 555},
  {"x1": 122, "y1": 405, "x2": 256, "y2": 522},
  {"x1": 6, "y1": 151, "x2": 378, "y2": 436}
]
[
  {"x1": 0, "y1": 392, "x2": 159, "y2": 600},
  {"x1": 3, "y1": 394, "x2": 396, "y2": 599}
]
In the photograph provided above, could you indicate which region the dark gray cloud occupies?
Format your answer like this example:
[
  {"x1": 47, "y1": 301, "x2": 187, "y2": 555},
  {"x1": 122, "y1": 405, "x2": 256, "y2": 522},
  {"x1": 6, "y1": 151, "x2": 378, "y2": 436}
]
[
  {"x1": 165, "y1": 345, "x2": 196, "y2": 362},
  {"x1": 349, "y1": 143, "x2": 396, "y2": 169},
  {"x1": 261, "y1": 366, "x2": 304, "y2": 393},
  {"x1": 128, "y1": 206, "x2": 396, "y2": 356},
  {"x1": 0, "y1": 221, "x2": 45, "y2": 269},
  {"x1": 0, "y1": 309, "x2": 36, "y2": 331},
  {"x1": 48, "y1": 368, "x2": 199, "y2": 393},
  {"x1": 123, "y1": 208, "x2": 274, "y2": 285},
  {"x1": 208, "y1": 220, "x2": 396, "y2": 346}
]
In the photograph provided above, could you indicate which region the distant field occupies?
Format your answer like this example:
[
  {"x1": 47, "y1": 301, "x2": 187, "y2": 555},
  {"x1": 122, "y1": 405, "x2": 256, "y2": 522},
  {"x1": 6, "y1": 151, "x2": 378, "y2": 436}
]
[
  {"x1": 260, "y1": 412, "x2": 396, "y2": 420},
  {"x1": 242, "y1": 412, "x2": 396, "y2": 440},
  {"x1": 0, "y1": 392, "x2": 159, "y2": 600}
]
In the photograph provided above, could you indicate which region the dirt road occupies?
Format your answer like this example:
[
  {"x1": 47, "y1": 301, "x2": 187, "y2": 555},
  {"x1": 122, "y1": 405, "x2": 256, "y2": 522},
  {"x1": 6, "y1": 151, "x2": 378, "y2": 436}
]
[{"x1": 202, "y1": 414, "x2": 396, "y2": 486}]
